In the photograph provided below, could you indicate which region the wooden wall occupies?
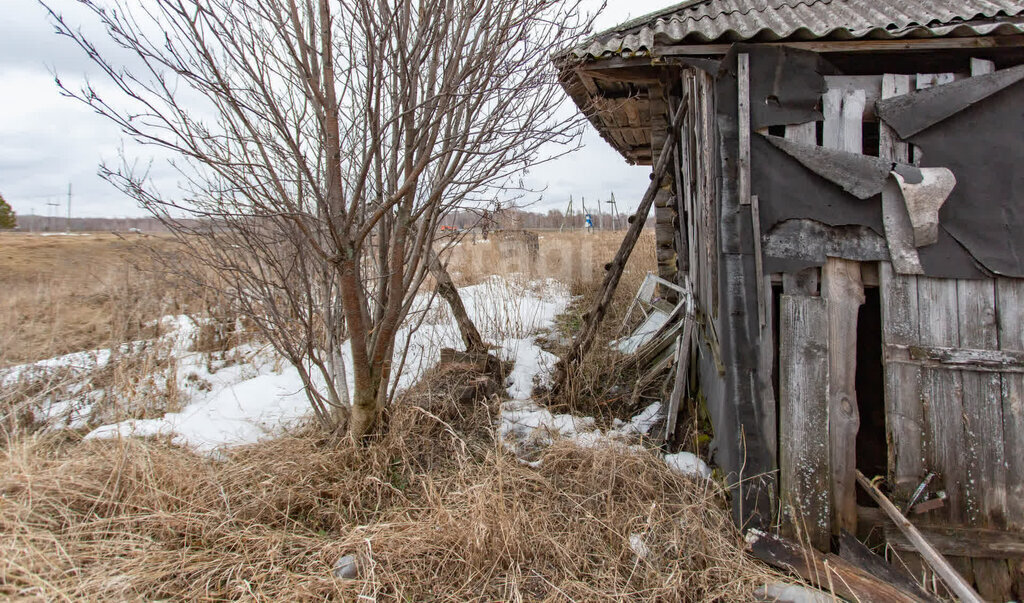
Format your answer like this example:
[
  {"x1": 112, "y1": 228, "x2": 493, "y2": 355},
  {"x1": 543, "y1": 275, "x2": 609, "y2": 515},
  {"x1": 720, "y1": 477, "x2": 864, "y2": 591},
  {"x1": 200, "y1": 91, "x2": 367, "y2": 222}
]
[{"x1": 769, "y1": 63, "x2": 1024, "y2": 599}]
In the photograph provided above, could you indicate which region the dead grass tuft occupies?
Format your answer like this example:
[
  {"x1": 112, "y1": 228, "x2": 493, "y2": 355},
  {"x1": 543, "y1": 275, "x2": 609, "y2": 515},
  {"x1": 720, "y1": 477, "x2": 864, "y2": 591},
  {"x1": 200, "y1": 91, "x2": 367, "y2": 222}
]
[{"x1": 1, "y1": 383, "x2": 776, "y2": 601}]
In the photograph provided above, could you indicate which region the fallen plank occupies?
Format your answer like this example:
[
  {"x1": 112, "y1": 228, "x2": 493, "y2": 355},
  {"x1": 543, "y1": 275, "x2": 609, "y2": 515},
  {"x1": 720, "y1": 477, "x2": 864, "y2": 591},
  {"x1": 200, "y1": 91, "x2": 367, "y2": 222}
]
[
  {"x1": 838, "y1": 530, "x2": 939, "y2": 602},
  {"x1": 746, "y1": 530, "x2": 925, "y2": 602}
]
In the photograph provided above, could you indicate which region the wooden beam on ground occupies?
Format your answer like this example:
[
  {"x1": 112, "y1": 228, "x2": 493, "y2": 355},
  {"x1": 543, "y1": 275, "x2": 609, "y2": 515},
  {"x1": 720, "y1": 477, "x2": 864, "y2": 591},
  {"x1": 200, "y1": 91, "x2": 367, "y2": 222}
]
[
  {"x1": 551, "y1": 99, "x2": 687, "y2": 392},
  {"x1": 746, "y1": 530, "x2": 924, "y2": 602},
  {"x1": 855, "y1": 470, "x2": 985, "y2": 603},
  {"x1": 838, "y1": 531, "x2": 939, "y2": 602}
]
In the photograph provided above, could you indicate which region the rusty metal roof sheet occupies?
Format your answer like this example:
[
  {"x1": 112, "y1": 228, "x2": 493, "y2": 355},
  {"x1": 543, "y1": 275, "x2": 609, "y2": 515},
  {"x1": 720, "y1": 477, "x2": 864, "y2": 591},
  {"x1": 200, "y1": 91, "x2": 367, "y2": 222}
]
[{"x1": 573, "y1": 0, "x2": 1024, "y2": 58}]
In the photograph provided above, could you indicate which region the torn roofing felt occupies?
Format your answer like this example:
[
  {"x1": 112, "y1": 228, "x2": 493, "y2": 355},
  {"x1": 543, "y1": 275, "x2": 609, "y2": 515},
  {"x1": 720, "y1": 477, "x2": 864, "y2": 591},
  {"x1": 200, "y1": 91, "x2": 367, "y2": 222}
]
[
  {"x1": 875, "y1": 63, "x2": 1024, "y2": 139},
  {"x1": 719, "y1": 44, "x2": 832, "y2": 130},
  {"x1": 903, "y1": 76, "x2": 1024, "y2": 277},
  {"x1": 761, "y1": 134, "x2": 922, "y2": 199},
  {"x1": 751, "y1": 132, "x2": 990, "y2": 279},
  {"x1": 752, "y1": 133, "x2": 884, "y2": 234}
]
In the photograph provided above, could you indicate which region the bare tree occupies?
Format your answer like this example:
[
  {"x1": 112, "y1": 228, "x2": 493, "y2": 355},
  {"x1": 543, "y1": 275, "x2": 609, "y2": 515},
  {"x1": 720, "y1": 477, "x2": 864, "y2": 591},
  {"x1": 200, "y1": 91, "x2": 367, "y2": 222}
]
[{"x1": 46, "y1": 0, "x2": 592, "y2": 438}]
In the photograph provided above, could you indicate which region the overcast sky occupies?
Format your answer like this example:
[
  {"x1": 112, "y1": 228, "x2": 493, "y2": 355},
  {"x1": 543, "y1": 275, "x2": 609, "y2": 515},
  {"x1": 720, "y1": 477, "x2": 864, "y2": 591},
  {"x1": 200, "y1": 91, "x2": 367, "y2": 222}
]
[{"x1": 0, "y1": 1, "x2": 670, "y2": 218}]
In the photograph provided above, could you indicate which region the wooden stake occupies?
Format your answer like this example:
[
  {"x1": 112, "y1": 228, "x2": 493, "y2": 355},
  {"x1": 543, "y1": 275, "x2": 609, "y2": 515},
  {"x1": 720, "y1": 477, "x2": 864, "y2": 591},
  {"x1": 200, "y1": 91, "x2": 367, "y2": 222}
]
[{"x1": 855, "y1": 470, "x2": 985, "y2": 603}]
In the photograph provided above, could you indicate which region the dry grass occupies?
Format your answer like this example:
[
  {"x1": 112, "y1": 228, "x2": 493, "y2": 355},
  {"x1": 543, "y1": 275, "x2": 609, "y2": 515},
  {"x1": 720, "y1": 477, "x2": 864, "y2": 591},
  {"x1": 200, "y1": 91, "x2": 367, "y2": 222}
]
[
  {"x1": 0, "y1": 232, "x2": 191, "y2": 367},
  {"x1": 0, "y1": 369, "x2": 778, "y2": 601},
  {"x1": 0, "y1": 228, "x2": 779, "y2": 600}
]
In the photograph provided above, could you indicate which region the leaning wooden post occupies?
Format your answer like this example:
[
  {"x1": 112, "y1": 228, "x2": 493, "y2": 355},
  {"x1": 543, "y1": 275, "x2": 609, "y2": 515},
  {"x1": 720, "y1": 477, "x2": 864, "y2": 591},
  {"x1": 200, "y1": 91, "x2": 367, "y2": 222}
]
[
  {"x1": 428, "y1": 248, "x2": 486, "y2": 353},
  {"x1": 552, "y1": 100, "x2": 687, "y2": 392},
  {"x1": 855, "y1": 470, "x2": 985, "y2": 603}
]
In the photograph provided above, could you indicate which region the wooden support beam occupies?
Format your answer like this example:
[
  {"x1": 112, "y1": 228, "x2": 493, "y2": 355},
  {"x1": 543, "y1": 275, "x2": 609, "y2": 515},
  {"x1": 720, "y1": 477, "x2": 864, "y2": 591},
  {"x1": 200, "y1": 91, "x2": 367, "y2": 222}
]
[
  {"x1": 823, "y1": 258, "x2": 864, "y2": 538},
  {"x1": 856, "y1": 470, "x2": 985, "y2": 603},
  {"x1": 737, "y1": 53, "x2": 751, "y2": 206},
  {"x1": 822, "y1": 87, "x2": 865, "y2": 540},
  {"x1": 551, "y1": 100, "x2": 687, "y2": 392}
]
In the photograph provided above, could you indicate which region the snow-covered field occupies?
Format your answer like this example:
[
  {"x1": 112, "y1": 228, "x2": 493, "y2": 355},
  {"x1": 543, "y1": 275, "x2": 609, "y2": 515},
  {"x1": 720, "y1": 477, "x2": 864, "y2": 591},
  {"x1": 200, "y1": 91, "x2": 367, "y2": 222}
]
[{"x1": 3, "y1": 275, "x2": 708, "y2": 478}]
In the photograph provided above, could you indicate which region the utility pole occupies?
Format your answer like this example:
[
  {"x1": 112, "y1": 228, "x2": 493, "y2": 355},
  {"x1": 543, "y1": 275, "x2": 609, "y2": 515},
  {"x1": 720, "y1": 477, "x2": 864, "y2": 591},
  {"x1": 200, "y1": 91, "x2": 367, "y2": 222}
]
[
  {"x1": 606, "y1": 192, "x2": 619, "y2": 230},
  {"x1": 46, "y1": 200, "x2": 60, "y2": 232},
  {"x1": 561, "y1": 195, "x2": 574, "y2": 232},
  {"x1": 67, "y1": 183, "x2": 72, "y2": 233}
]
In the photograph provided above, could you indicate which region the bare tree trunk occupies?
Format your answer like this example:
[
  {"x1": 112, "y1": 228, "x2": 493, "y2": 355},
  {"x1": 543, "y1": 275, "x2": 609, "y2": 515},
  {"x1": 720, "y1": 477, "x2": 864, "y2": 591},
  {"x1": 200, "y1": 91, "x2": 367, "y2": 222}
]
[{"x1": 429, "y1": 249, "x2": 486, "y2": 353}]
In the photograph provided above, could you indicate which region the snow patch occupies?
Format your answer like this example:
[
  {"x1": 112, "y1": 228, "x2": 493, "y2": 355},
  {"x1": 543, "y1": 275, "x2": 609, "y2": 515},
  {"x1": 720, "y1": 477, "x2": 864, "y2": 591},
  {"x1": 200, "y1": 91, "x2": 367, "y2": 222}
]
[{"x1": 664, "y1": 451, "x2": 712, "y2": 479}]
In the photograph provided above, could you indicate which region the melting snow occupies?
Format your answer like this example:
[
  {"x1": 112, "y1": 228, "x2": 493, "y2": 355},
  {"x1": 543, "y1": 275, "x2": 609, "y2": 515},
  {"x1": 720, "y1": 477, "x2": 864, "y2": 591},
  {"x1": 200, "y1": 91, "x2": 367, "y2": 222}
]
[{"x1": 7, "y1": 274, "x2": 711, "y2": 480}]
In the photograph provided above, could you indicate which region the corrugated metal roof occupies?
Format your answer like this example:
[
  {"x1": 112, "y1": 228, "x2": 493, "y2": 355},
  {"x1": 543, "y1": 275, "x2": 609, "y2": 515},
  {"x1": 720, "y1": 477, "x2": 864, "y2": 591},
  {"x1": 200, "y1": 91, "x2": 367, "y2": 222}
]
[{"x1": 573, "y1": 0, "x2": 1024, "y2": 58}]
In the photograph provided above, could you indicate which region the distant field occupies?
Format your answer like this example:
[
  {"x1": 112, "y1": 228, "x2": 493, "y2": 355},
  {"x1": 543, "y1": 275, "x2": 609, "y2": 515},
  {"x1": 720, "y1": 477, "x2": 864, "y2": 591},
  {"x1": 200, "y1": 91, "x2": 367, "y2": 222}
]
[
  {"x1": 0, "y1": 229, "x2": 656, "y2": 367},
  {"x1": 0, "y1": 232, "x2": 185, "y2": 367}
]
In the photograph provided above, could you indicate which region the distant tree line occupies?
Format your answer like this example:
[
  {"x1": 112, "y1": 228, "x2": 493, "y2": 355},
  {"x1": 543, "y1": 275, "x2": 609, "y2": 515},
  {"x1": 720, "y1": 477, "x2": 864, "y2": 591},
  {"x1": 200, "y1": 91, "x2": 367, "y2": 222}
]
[{"x1": 9, "y1": 214, "x2": 169, "y2": 233}]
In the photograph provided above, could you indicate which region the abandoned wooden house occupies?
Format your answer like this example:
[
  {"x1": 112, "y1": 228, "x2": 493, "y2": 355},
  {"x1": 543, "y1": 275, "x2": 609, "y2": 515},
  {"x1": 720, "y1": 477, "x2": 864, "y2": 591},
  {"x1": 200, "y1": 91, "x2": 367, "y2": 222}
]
[{"x1": 557, "y1": 0, "x2": 1024, "y2": 597}]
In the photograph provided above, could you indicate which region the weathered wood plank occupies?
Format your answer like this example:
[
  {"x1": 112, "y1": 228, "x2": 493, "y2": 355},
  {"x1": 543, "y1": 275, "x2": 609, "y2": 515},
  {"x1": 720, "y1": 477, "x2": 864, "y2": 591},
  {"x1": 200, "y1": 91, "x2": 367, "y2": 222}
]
[
  {"x1": 737, "y1": 53, "x2": 751, "y2": 206},
  {"x1": 958, "y1": 279, "x2": 1013, "y2": 600},
  {"x1": 751, "y1": 194, "x2": 765, "y2": 327},
  {"x1": 779, "y1": 294, "x2": 830, "y2": 550},
  {"x1": 970, "y1": 58, "x2": 996, "y2": 76},
  {"x1": 782, "y1": 267, "x2": 819, "y2": 296},
  {"x1": 880, "y1": 263, "x2": 924, "y2": 496},
  {"x1": 758, "y1": 272, "x2": 777, "y2": 462},
  {"x1": 665, "y1": 311, "x2": 695, "y2": 445},
  {"x1": 821, "y1": 88, "x2": 865, "y2": 539},
  {"x1": 884, "y1": 343, "x2": 1024, "y2": 372},
  {"x1": 918, "y1": 276, "x2": 967, "y2": 525},
  {"x1": 823, "y1": 258, "x2": 864, "y2": 538},
  {"x1": 883, "y1": 526, "x2": 1024, "y2": 559},
  {"x1": 746, "y1": 530, "x2": 923, "y2": 603},
  {"x1": 879, "y1": 73, "x2": 924, "y2": 275},
  {"x1": 997, "y1": 278, "x2": 1024, "y2": 532},
  {"x1": 824, "y1": 75, "x2": 883, "y2": 120},
  {"x1": 838, "y1": 531, "x2": 939, "y2": 601}
]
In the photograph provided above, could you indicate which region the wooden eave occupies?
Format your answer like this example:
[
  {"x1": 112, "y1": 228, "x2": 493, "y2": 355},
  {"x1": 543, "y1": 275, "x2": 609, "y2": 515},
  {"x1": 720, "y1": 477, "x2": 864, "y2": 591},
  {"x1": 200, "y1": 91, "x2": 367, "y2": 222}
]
[{"x1": 557, "y1": 56, "x2": 667, "y2": 165}]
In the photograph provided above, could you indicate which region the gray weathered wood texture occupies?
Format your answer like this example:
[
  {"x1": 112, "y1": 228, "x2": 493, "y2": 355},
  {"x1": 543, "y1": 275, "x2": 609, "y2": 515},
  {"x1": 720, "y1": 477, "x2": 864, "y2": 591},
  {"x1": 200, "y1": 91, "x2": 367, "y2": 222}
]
[
  {"x1": 823, "y1": 258, "x2": 864, "y2": 537},
  {"x1": 779, "y1": 294, "x2": 830, "y2": 550},
  {"x1": 821, "y1": 89, "x2": 865, "y2": 539},
  {"x1": 879, "y1": 74, "x2": 924, "y2": 275}
]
